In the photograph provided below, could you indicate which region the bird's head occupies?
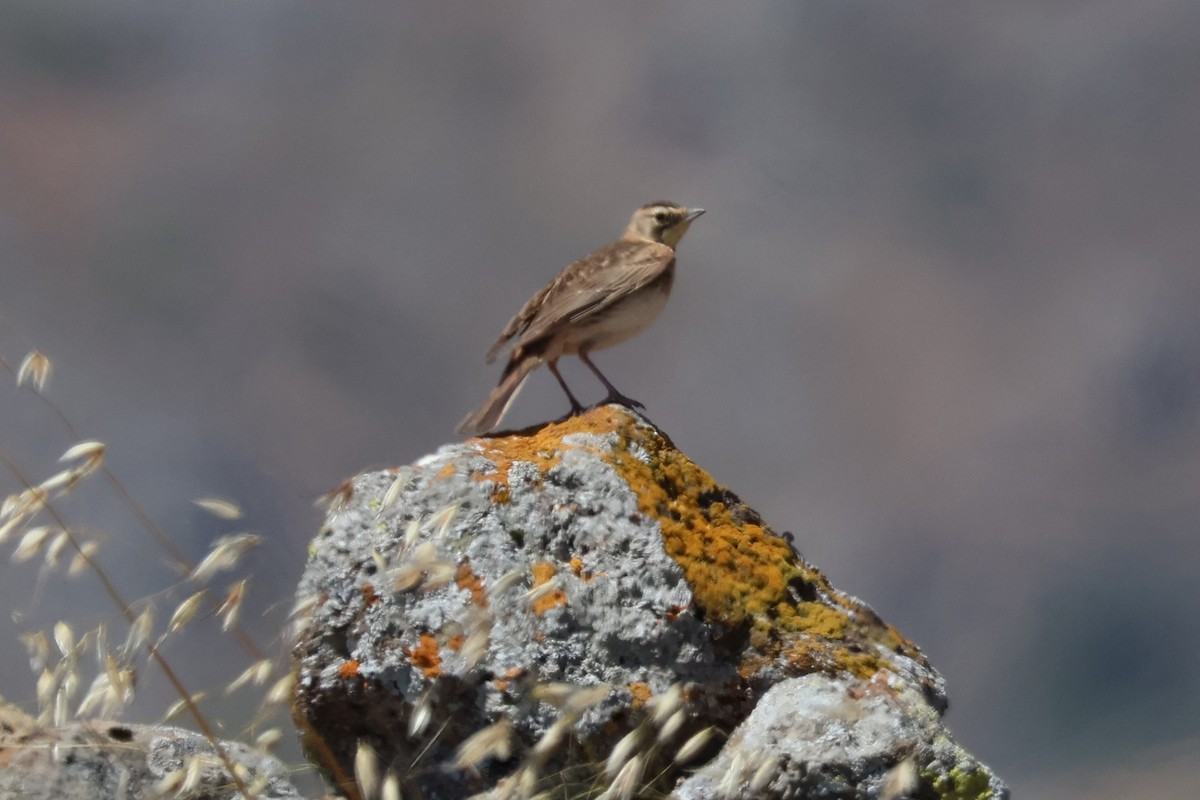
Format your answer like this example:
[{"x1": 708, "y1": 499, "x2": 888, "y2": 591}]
[{"x1": 624, "y1": 201, "x2": 705, "y2": 248}]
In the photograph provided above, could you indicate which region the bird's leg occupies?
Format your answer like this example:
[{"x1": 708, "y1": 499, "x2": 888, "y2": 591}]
[
  {"x1": 579, "y1": 352, "x2": 644, "y2": 410},
  {"x1": 547, "y1": 359, "x2": 585, "y2": 415}
]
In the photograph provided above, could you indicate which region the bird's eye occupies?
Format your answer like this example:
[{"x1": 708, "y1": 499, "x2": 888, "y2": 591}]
[{"x1": 654, "y1": 211, "x2": 668, "y2": 223}]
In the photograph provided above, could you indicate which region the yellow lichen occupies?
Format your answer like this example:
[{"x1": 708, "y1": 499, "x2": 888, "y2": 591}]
[
  {"x1": 463, "y1": 406, "x2": 922, "y2": 681},
  {"x1": 930, "y1": 767, "x2": 995, "y2": 800},
  {"x1": 530, "y1": 562, "x2": 567, "y2": 614},
  {"x1": 467, "y1": 420, "x2": 572, "y2": 499},
  {"x1": 586, "y1": 406, "x2": 917, "y2": 676}
]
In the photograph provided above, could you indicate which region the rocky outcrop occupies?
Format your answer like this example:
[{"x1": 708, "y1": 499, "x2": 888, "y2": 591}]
[
  {"x1": 0, "y1": 699, "x2": 303, "y2": 799},
  {"x1": 292, "y1": 405, "x2": 1007, "y2": 799}
]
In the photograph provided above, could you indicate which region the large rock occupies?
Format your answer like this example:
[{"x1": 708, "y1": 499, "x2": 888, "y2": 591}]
[
  {"x1": 292, "y1": 405, "x2": 1006, "y2": 799},
  {"x1": 0, "y1": 698, "x2": 304, "y2": 799}
]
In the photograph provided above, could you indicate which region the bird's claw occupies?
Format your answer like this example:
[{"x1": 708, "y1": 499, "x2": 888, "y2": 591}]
[{"x1": 605, "y1": 392, "x2": 645, "y2": 411}]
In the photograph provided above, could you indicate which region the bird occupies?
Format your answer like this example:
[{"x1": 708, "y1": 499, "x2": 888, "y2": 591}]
[{"x1": 457, "y1": 201, "x2": 705, "y2": 435}]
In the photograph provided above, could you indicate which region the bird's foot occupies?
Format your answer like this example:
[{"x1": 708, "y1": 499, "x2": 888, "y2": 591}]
[
  {"x1": 604, "y1": 392, "x2": 645, "y2": 411},
  {"x1": 554, "y1": 400, "x2": 586, "y2": 422}
]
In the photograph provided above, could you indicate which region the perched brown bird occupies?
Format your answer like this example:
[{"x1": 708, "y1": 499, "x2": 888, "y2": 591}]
[{"x1": 457, "y1": 201, "x2": 705, "y2": 434}]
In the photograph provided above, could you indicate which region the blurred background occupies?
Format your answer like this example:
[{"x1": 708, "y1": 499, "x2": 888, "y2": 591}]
[{"x1": 3, "y1": 2, "x2": 1200, "y2": 796}]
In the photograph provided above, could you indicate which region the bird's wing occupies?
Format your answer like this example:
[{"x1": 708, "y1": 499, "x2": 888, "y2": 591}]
[
  {"x1": 485, "y1": 241, "x2": 674, "y2": 362},
  {"x1": 485, "y1": 277, "x2": 559, "y2": 363},
  {"x1": 512, "y1": 241, "x2": 675, "y2": 351}
]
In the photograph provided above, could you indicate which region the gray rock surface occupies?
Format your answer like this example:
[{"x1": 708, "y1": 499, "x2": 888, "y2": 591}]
[
  {"x1": 0, "y1": 699, "x2": 303, "y2": 800},
  {"x1": 291, "y1": 405, "x2": 1007, "y2": 799}
]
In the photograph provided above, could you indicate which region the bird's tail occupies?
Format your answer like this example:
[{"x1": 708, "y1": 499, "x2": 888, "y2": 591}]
[{"x1": 456, "y1": 356, "x2": 540, "y2": 435}]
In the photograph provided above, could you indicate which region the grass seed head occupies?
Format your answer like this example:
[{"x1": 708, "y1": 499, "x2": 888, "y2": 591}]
[
  {"x1": 17, "y1": 349, "x2": 52, "y2": 392},
  {"x1": 355, "y1": 740, "x2": 380, "y2": 800}
]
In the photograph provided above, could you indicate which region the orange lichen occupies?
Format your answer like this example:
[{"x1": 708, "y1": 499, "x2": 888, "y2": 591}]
[
  {"x1": 569, "y1": 555, "x2": 599, "y2": 582},
  {"x1": 467, "y1": 419, "x2": 575, "y2": 500},
  {"x1": 530, "y1": 562, "x2": 568, "y2": 614},
  {"x1": 447, "y1": 634, "x2": 465, "y2": 651},
  {"x1": 436, "y1": 462, "x2": 457, "y2": 481},
  {"x1": 403, "y1": 633, "x2": 443, "y2": 678},
  {"x1": 493, "y1": 667, "x2": 525, "y2": 692},
  {"x1": 338, "y1": 660, "x2": 361, "y2": 680},
  {"x1": 361, "y1": 583, "x2": 380, "y2": 605},
  {"x1": 455, "y1": 562, "x2": 488, "y2": 607},
  {"x1": 576, "y1": 405, "x2": 920, "y2": 677},
  {"x1": 628, "y1": 682, "x2": 652, "y2": 707}
]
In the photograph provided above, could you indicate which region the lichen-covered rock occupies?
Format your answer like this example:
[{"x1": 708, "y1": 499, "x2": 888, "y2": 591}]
[
  {"x1": 0, "y1": 700, "x2": 304, "y2": 800},
  {"x1": 291, "y1": 405, "x2": 1006, "y2": 799}
]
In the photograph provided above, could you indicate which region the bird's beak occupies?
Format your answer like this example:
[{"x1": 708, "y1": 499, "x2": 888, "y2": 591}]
[{"x1": 686, "y1": 208, "x2": 706, "y2": 223}]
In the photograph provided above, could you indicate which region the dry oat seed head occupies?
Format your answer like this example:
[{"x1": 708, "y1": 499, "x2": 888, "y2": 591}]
[
  {"x1": 382, "y1": 769, "x2": 402, "y2": 800},
  {"x1": 530, "y1": 682, "x2": 576, "y2": 707},
  {"x1": 430, "y1": 504, "x2": 457, "y2": 538},
  {"x1": 718, "y1": 752, "x2": 746, "y2": 796},
  {"x1": 256, "y1": 728, "x2": 283, "y2": 751},
  {"x1": 45, "y1": 529, "x2": 71, "y2": 566},
  {"x1": 226, "y1": 658, "x2": 274, "y2": 695},
  {"x1": 20, "y1": 631, "x2": 50, "y2": 671},
  {"x1": 674, "y1": 726, "x2": 715, "y2": 765},
  {"x1": 76, "y1": 673, "x2": 111, "y2": 718},
  {"x1": 565, "y1": 683, "x2": 612, "y2": 713},
  {"x1": 378, "y1": 475, "x2": 407, "y2": 517},
  {"x1": 154, "y1": 767, "x2": 186, "y2": 796},
  {"x1": 657, "y1": 708, "x2": 686, "y2": 743},
  {"x1": 453, "y1": 716, "x2": 514, "y2": 769},
  {"x1": 265, "y1": 672, "x2": 296, "y2": 705},
  {"x1": 600, "y1": 753, "x2": 644, "y2": 800},
  {"x1": 218, "y1": 580, "x2": 247, "y2": 631},
  {"x1": 460, "y1": 626, "x2": 490, "y2": 670},
  {"x1": 190, "y1": 533, "x2": 262, "y2": 582},
  {"x1": 53, "y1": 621, "x2": 75, "y2": 656},
  {"x1": 390, "y1": 564, "x2": 424, "y2": 593},
  {"x1": 605, "y1": 725, "x2": 646, "y2": 779},
  {"x1": 489, "y1": 567, "x2": 524, "y2": 596},
  {"x1": 412, "y1": 540, "x2": 438, "y2": 564},
  {"x1": 36, "y1": 468, "x2": 78, "y2": 494},
  {"x1": 355, "y1": 740, "x2": 380, "y2": 800},
  {"x1": 748, "y1": 753, "x2": 780, "y2": 794},
  {"x1": 181, "y1": 754, "x2": 205, "y2": 793},
  {"x1": 167, "y1": 590, "x2": 207, "y2": 633},
  {"x1": 122, "y1": 607, "x2": 154, "y2": 660},
  {"x1": 60, "y1": 440, "x2": 105, "y2": 467},
  {"x1": 880, "y1": 757, "x2": 919, "y2": 800},
  {"x1": 17, "y1": 349, "x2": 52, "y2": 392},
  {"x1": 530, "y1": 714, "x2": 574, "y2": 761},
  {"x1": 421, "y1": 560, "x2": 457, "y2": 590},
  {"x1": 402, "y1": 518, "x2": 421, "y2": 549},
  {"x1": 36, "y1": 668, "x2": 55, "y2": 710},
  {"x1": 0, "y1": 516, "x2": 22, "y2": 544},
  {"x1": 192, "y1": 497, "x2": 243, "y2": 520},
  {"x1": 522, "y1": 576, "x2": 562, "y2": 606},
  {"x1": 648, "y1": 682, "x2": 684, "y2": 724},
  {"x1": 12, "y1": 525, "x2": 55, "y2": 563},
  {"x1": 290, "y1": 593, "x2": 319, "y2": 620},
  {"x1": 68, "y1": 541, "x2": 99, "y2": 576},
  {"x1": 161, "y1": 691, "x2": 205, "y2": 723},
  {"x1": 408, "y1": 689, "x2": 434, "y2": 737},
  {"x1": 247, "y1": 774, "x2": 272, "y2": 796}
]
